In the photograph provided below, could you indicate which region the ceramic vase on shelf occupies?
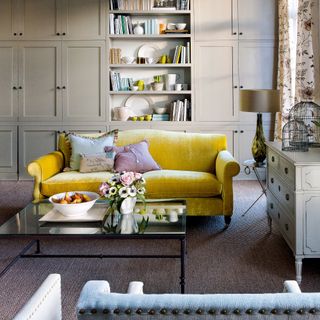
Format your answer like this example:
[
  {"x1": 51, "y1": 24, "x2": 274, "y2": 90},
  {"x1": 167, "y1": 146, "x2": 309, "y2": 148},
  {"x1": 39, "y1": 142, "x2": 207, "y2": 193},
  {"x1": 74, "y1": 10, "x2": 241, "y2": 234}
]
[
  {"x1": 133, "y1": 22, "x2": 144, "y2": 35},
  {"x1": 117, "y1": 197, "x2": 138, "y2": 234}
]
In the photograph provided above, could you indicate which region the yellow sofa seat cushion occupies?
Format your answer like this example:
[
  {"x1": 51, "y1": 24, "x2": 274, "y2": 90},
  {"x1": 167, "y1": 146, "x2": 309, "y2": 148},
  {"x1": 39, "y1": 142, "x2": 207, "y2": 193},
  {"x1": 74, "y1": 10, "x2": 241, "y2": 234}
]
[
  {"x1": 41, "y1": 171, "x2": 114, "y2": 197},
  {"x1": 41, "y1": 169, "x2": 222, "y2": 199},
  {"x1": 143, "y1": 170, "x2": 222, "y2": 198}
]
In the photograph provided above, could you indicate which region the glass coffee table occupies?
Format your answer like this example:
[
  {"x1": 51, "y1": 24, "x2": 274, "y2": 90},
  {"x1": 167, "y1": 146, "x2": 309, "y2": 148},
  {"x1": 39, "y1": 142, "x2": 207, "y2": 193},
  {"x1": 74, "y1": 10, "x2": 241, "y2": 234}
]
[{"x1": 0, "y1": 199, "x2": 187, "y2": 293}]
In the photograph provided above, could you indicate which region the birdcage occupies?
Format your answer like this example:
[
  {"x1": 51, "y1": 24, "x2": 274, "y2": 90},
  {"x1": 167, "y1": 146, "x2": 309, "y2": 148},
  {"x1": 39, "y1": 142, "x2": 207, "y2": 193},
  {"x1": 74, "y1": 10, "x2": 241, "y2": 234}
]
[
  {"x1": 282, "y1": 120, "x2": 309, "y2": 152},
  {"x1": 289, "y1": 101, "x2": 320, "y2": 147}
]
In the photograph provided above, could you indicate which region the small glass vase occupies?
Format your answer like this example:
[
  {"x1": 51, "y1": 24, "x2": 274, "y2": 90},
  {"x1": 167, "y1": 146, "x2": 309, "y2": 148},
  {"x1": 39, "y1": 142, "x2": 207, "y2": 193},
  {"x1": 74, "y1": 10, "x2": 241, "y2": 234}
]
[{"x1": 117, "y1": 197, "x2": 138, "y2": 234}]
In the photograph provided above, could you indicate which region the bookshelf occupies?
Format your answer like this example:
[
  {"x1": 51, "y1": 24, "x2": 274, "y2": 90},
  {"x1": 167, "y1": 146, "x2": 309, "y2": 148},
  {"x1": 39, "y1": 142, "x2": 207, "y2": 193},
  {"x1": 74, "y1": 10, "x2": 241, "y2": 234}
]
[{"x1": 107, "y1": 0, "x2": 193, "y2": 123}]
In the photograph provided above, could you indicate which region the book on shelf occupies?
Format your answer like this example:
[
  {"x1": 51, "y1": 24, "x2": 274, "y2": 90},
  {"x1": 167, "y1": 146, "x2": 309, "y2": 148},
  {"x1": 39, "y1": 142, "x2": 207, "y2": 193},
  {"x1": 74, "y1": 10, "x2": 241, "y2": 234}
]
[
  {"x1": 172, "y1": 43, "x2": 190, "y2": 64},
  {"x1": 110, "y1": 71, "x2": 133, "y2": 92},
  {"x1": 110, "y1": 0, "x2": 154, "y2": 11},
  {"x1": 170, "y1": 99, "x2": 191, "y2": 121},
  {"x1": 152, "y1": 114, "x2": 170, "y2": 121}
]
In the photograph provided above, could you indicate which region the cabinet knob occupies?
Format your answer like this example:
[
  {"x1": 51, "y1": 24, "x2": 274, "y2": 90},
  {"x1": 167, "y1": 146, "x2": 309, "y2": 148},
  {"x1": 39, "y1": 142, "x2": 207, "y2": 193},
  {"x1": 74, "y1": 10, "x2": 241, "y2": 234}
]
[
  {"x1": 270, "y1": 177, "x2": 274, "y2": 184},
  {"x1": 239, "y1": 32, "x2": 243, "y2": 35},
  {"x1": 56, "y1": 86, "x2": 60, "y2": 89},
  {"x1": 56, "y1": 32, "x2": 60, "y2": 36},
  {"x1": 19, "y1": 33, "x2": 23, "y2": 36},
  {"x1": 284, "y1": 167, "x2": 289, "y2": 174},
  {"x1": 285, "y1": 194, "x2": 290, "y2": 201},
  {"x1": 18, "y1": 86, "x2": 22, "y2": 89},
  {"x1": 14, "y1": 33, "x2": 17, "y2": 36},
  {"x1": 62, "y1": 32, "x2": 66, "y2": 36},
  {"x1": 234, "y1": 85, "x2": 238, "y2": 89},
  {"x1": 233, "y1": 32, "x2": 237, "y2": 35},
  {"x1": 234, "y1": 130, "x2": 238, "y2": 133},
  {"x1": 62, "y1": 86, "x2": 66, "y2": 89},
  {"x1": 240, "y1": 130, "x2": 244, "y2": 133},
  {"x1": 240, "y1": 85, "x2": 243, "y2": 89}
]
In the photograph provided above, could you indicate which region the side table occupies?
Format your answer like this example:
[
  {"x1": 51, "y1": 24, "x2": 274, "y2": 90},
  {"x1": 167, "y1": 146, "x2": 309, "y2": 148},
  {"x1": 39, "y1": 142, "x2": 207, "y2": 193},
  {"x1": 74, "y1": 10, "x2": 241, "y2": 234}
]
[{"x1": 242, "y1": 159, "x2": 267, "y2": 217}]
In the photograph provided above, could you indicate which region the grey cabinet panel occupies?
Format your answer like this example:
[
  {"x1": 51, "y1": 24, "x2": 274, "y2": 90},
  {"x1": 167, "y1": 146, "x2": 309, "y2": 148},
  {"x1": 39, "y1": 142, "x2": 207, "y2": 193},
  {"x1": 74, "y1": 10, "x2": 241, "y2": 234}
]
[
  {"x1": 20, "y1": 0, "x2": 61, "y2": 40},
  {"x1": 62, "y1": 41, "x2": 105, "y2": 122},
  {"x1": 63, "y1": 0, "x2": 105, "y2": 39},
  {"x1": 18, "y1": 42, "x2": 62, "y2": 121},
  {"x1": 19, "y1": 126, "x2": 60, "y2": 179},
  {"x1": 0, "y1": 126, "x2": 17, "y2": 173},
  {"x1": 0, "y1": 0, "x2": 15, "y2": 40},
  {"x1": 0, "y1": 44, "x2": 18, "y2": 121},
  {"x1": 195, "y1": 42, "x2": 238, "y2": 122}
]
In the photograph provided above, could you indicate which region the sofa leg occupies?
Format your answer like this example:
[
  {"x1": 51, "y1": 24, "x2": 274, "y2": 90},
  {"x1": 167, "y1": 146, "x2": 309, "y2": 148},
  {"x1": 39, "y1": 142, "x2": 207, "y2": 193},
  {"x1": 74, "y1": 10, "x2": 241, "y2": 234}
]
[{"x1": 224, "y1": 216, "x2": 231, "y2": 228}]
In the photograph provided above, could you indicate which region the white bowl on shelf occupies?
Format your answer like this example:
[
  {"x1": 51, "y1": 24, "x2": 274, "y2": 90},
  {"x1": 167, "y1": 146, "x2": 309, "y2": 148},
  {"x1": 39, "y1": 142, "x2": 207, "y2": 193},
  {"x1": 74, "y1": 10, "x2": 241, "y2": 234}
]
[
  {"x1": 49, "y1": 191, "x2": 100, "y2": 217},
  {"x1": 121, "y1": 56, "x2": 136, "y2": 64},
  {"x1": 166, "y1": 23, "x2": 176, "y2": 30},
  {"x1": 176, "y1": 23, "x2": 187, "y2": 30},
  {"x1": 153, "y1": 106, "x2": 168, "y2": 114}
]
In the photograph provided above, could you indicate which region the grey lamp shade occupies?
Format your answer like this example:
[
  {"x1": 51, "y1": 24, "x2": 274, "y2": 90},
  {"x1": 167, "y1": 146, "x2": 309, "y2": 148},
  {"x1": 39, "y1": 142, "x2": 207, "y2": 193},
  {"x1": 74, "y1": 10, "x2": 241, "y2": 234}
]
[{"x1": 240, "y1": 89, "x2": 280, "y2": 113}]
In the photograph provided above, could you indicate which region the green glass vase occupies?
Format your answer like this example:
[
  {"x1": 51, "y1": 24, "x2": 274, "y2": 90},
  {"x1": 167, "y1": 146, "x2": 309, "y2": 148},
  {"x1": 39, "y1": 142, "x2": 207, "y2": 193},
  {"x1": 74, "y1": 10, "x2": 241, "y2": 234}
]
[{"x1": 252, "y1": 113, "x2": 266, "y2": 164}]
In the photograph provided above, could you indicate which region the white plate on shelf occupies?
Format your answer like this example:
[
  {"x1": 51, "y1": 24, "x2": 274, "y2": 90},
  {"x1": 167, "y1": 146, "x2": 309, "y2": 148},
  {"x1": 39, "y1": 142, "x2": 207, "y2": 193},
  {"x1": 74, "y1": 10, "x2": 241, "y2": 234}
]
[
  {"x1": 138, "y1": 44, "x2": 159, "y2": 59},
  {"x1": 124, "y1": 95, "x2": 153, "y2": 116}
]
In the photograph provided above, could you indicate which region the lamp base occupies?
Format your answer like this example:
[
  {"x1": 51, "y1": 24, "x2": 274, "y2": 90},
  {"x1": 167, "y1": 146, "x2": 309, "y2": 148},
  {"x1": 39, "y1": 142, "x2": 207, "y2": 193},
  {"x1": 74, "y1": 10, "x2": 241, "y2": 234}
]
[{"x1": 252, "y1": 113, "x2": 266, "y2": 165}]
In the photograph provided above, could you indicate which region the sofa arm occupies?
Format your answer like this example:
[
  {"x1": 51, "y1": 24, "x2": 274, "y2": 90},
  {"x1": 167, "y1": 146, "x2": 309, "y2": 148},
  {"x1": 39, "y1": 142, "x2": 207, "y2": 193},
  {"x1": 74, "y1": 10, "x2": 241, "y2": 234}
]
[
  {"x1": 216, "y1": 150, "x2": 240, "y2": 215},
  {"x1": 27, "y1": 151, "x2": 64, "y2": 202},
  {"x1": 13, "y1": 274, "x2": 61, "y2": 320}
]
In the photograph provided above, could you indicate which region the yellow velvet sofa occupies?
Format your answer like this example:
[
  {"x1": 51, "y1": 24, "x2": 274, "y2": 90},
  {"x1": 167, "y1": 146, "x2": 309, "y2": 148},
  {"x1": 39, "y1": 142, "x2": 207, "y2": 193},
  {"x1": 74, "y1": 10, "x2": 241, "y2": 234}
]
[{"x1": 27, "y1": 130, "x2": 240, "y2": 225}]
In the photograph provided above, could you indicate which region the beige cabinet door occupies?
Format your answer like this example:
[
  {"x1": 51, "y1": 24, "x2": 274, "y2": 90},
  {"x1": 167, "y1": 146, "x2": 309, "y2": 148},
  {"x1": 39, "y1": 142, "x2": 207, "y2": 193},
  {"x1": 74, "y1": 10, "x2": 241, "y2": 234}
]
[
  {"x1": 62, "y1": 41, "x2": 106, "y2": 122},
  {"x1": 195, "y1": 42, "x2": 238, "y2": 122},
  {"x1": 19, "y1": 126, "x2": 60, "y2": 179},
  {"x1": 0, "y1": 0, "x2": 16, "y2": 39},
  {"x1": 62, "y1": 0, "x2": 105, "y2": 39},
  {"x1": 18, "y1": 42, "x2": 62, "y2": 121},
  {"x1": 238, "y1": 0, "x2": 277, "y2": 40},
  {"x1": 194, "y1": 0, "x2": 237, "y2": 41},
  {"x1": 0, "y1": 126, "x2": 18, "y2": 174},
  {"x1": 0, "y1": 43, "x2": 18, "y2": 121},
  {"x1": 19, "y1": 0, "x2": 62, "y2": 40}
]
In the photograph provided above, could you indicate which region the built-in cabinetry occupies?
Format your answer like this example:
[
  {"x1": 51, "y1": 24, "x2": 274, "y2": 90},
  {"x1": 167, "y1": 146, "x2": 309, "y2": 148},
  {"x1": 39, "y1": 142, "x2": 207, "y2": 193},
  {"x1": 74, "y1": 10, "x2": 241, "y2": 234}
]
[
  {"x1": 0, "y1": 0, "x2": 277, "y2": 180},
  {"x1": 266, "y1": 142, "x2": 320, "y2": 283}
]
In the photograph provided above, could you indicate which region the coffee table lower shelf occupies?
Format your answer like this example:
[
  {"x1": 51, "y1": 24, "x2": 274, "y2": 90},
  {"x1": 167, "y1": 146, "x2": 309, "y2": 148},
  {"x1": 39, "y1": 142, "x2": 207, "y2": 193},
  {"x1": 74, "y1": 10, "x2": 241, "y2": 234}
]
[{"x1": 0, "y1": 236, "x2": 186, "y2": 293}]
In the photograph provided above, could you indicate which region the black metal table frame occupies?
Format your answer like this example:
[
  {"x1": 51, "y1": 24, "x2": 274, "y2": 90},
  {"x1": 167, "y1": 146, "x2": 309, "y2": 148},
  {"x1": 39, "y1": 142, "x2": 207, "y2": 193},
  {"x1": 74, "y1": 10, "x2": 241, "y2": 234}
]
[{"x1": 0, "y1": 234, "x2": 187, "y2": 293}]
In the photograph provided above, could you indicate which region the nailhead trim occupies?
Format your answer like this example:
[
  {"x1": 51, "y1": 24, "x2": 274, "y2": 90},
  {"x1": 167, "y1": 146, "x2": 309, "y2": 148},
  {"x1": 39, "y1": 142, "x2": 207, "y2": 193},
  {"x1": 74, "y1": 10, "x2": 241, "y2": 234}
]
[
  {"x1": 79, "y1": 309, "x2": 85, "y2": 315},
  {"x1": 136, "y1": 308, "x2": 143, "y2": 315},
  {"x1": 184, "y1": 309, "x2": 191, "y2": 314},
  {"x1": 125, "y1": 309, "x2": 131, "y2": 315},
  {"x1": 113, "y1": 308, "x2": 120, "y2": 314},
  {"x1": 298, "y1": 308, "x2": 305, "y2": 315},
  {"x1": 149, "y1": 309, "x2": 155, "y2": 315},
  {"x1": 221, "y1": 309, "x2": 228, "y2": 315},
  {"x1": 91, "y1": 309, "x2": 97, "y2": 314},
  {"x1": 271, "y1": 309, "x2": 278, "y2": 314},
  {"x1": 309, "y1": 308, "x2": 317, "y2": 314},
  {"x1": 284, "y1": 309, "x2": 291, "y2": 315},
  {"x1": 160, "y1": 308, "x2": 167, "y2": 315},
  {"x1": 208, "y1": 309, "x2": 216, "y2": 315},
  {"x1": 246, "y1": 309, "x2": 253, "y2": 315},
  {"x1": 196, "y1": 308, "x2": 203, "y2": 315},
  {"x1": 172, "y1": 309, "x2": 179, "y2": 315},
  {"x1": 102, "y1": 309, "x2": 109, "y2": 314},
  {"x1": 259, "y1": 309, "x2": 266, "y2": 314},
  {"x1": 233, "y1": 309, "x2": 241, "y2": 315}
]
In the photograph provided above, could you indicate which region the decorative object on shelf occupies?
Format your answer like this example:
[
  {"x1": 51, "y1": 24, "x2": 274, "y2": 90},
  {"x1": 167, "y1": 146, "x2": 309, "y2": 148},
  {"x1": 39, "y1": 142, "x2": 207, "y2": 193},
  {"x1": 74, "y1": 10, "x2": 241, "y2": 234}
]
[
  {"x1": 113, "y1": 106, "x2": 135, "y2": 121},
  {"x1": 138, "y1": 44, "x2": 159, "y2": 60},
  {"x1": 240, "y1": 89, "x2": 280, "y2": 164},
  {"x1": 159, "y1": 23, "x2": 166, "y2": 34},
  {"x1": 166, "y1": 23, "x2": 176, "y2": 30},
  {"x1": 176, "y1": 23, "x2": 187, "y2": 30},
  {"x1": 289, "y1": 101, "x2": 320, "y2": 147},
  {"x1": 110, "y1": 48, "x2": 121, "y2": 64},
  {"x1": 125, "y1": 95, "x2": 153, "y2": 115},
  {"x1": 153, "y1": 106, "x2": 168, "y2": 114},
  {"x1": 164, "y1": 73, "x2": 180, "y2": 90},
  {"x1": 133, "y1": 21, "x2": 144, "y2": 35},
  {"x1": 99, "y1": 172, "x2": 146, "y2": 234},
  {"x1": 281, "y1": 120, "x2": 309, "y2": 152},
  {"x1": 121, "y1": 56, "x2": 136, "y2": 64},
  {"x1": 145, "y1": 57, "x2": 159, "y2": 64},
  {"x1": 151, "y1": 75, "x2": 164, "y2": 91},
  {"x1": 137, "y1": 79, "x2": 145, "y2": 91}
]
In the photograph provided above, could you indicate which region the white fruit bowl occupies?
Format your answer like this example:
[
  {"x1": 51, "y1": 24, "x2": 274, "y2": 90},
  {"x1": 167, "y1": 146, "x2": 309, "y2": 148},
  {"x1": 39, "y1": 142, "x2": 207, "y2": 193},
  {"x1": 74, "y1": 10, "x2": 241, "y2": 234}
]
[{"x1": 49, "y1": 191, "x2": 100, "y2": 217}]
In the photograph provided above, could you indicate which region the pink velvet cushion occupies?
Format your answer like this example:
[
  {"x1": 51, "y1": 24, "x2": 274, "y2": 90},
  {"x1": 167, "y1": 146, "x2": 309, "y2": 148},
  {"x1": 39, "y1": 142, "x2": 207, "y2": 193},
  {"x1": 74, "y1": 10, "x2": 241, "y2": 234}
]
[{"x1": 105, "y1": 140, "x2": 161, "y2": 173}]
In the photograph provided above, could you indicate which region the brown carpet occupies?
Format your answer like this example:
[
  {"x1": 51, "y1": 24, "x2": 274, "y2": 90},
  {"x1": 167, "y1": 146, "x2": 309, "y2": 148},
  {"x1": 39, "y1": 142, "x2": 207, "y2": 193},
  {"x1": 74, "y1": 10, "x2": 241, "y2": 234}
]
[{"x1": 0, "y1": 180, "x2": 320, "y2": 320}]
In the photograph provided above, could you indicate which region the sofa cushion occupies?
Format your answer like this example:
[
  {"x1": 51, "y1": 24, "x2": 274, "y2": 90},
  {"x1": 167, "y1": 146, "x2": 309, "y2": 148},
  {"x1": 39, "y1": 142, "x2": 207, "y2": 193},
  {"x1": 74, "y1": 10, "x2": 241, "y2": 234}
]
[
  {"x1": 143, "y1": 170, "x2": 222, "y2": 198},
  {"x1": 41, "y1": 170, "x2": 222, "y2": 198}
]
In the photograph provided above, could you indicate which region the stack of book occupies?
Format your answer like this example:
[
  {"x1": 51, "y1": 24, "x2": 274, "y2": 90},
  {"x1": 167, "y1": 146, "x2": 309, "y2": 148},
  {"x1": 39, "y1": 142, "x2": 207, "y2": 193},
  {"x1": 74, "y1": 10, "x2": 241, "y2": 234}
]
[
  {"x1": 109, "y1": 14, "x2": 133, "y2": 35},
  {"x1": 110, "y1": 71, "x2": 133, "y2": 91},
  {"x1": 110, "y1": 0, "x2": 154, "y2": 11},
  {"x1": 173, "y1": 42, "x2": 191, "y2": 64},
  {"x1": 152, "y1": 114, "x2": 170, "y2": 121},
  {"x1": 109, "y1": 48, "x2": 121, "y2": 64},
  {"x1": 170, "y1": 99, "x2": 191, "y2": 121}
]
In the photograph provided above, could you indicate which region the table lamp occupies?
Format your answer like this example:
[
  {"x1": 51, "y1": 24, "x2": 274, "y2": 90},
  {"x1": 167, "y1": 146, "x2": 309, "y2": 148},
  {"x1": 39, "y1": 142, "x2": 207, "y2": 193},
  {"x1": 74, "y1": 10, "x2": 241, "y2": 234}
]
[{"x1": 240, "y1": 89, "x2": 280, "y2": 164}]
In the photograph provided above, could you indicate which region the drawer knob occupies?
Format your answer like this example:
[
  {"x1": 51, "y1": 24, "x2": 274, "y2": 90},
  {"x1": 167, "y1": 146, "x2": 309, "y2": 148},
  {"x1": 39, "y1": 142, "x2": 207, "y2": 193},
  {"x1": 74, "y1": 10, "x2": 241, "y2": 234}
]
[
  {"x1": 285, "y1": 224, "x2": 289, "y2": 231},
  {"x1": 270, "y1": 203, "x2": 274, "y2": 209},
  {"x1": 284, "y1": 167, "x2": 289, "y2": 174},
  {"x1": 278, "y1": 185, "x2": 281, "y2": 192},
  {"x1": 271, "y1": 156, "x2": 275, "y2": 162},
  {"x1": 270, "y1": 178, "x2": 274, "y2": 184},
  {"x1": 278, "y1": 213, "x2": 280, "y2": 219},
  {"x1": 286, "y1": 194, "x2": 290, "y2": 201}
]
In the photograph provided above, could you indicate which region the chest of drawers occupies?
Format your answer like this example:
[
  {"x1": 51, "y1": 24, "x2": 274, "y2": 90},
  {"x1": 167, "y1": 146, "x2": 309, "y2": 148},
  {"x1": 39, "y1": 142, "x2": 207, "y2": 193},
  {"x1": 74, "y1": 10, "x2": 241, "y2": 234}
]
[{"x1": 266, "y1": 142, "x2": 320, "y2": 283}]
